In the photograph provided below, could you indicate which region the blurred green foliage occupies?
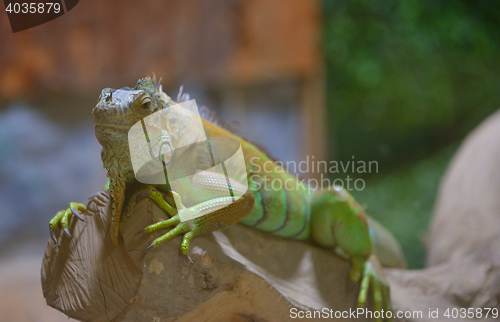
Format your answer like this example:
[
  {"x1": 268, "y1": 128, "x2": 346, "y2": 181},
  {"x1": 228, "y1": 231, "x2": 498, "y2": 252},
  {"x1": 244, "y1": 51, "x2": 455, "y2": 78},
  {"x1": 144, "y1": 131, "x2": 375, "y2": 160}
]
[
  {"x1": 352, "y1": 145, "x2": 457, "y2": 268},
  {"x1": 323, "y1": 0, "x2": 500, "y2": 268},
  {"x1": 324, "y1": 0, "x2": 500, "y2": 168}
]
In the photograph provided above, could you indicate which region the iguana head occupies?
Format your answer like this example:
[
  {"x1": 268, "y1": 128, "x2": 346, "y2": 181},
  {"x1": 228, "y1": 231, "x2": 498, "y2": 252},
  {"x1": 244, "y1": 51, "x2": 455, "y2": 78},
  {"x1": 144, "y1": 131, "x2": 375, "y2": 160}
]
[
  {"x1": 93, "y1": 77, "x2": 175, "y2": 182},
  {"x1": 93, "y1": 77, "x2": 206, "y2": 185}
]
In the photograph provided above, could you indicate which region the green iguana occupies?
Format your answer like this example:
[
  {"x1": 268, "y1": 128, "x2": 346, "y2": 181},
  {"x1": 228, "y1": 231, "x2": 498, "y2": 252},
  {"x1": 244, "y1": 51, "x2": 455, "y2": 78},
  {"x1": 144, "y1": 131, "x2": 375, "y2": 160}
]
[{"x1": 49, "y1": 77, "x2": 405, "y2": 321}]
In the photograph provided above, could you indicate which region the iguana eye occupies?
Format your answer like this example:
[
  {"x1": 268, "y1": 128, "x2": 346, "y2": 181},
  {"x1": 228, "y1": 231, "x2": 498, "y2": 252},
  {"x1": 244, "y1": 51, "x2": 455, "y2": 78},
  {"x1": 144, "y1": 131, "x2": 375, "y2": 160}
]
[
  {"x1": 141, "y1": 99, "x2": 151, "y2": 110},
  {"x1": 134, "y1": 95, "x2": 153, "y2": 116}
]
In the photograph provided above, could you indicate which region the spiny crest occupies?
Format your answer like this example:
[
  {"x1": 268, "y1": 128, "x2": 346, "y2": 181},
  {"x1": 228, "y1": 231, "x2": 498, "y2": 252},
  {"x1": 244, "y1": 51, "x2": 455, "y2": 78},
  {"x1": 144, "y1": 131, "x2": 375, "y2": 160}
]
[
  {"x1": 132, "y1": 76, "x2": 277, "y2": 162},
  {"x1": 173, "y1": 84, "x2": 277, "y2": 161},
  {"x1": 134, "y1": 75, "x2": 172, "y2": 108},
  {"x1": 173, "y1": 84, "x2": 242, "y2": 135},
  {"x1": 134, "y1": 76, "x2": 243, "y2": 134},
  {"x1": 135, "y1": 75, "x2": 160, "y2": 94}
]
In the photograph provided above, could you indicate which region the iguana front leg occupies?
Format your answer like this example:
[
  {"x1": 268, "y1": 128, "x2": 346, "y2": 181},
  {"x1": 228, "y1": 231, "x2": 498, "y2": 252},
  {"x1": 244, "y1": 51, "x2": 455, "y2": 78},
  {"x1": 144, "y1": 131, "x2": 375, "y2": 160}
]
[{"x1": 109, "y1": 177, "x2": 126, "y2": 245}]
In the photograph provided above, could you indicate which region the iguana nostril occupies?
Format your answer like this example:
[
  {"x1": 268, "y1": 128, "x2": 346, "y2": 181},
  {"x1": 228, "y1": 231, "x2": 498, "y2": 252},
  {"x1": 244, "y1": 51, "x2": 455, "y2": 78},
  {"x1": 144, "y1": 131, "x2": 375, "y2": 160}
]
[{"x1": 105, "y1": 91, "x2": 113, "y2": 102}]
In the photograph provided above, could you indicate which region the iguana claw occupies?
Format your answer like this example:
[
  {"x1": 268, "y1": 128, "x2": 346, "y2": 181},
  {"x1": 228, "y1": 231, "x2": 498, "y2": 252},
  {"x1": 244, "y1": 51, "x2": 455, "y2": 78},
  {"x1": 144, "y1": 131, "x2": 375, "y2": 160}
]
[
  {"x1": 49, "y1": 227, "x2": 59, "y2": 246},
  {"x1": 70, "y1": 206, "x2": 86, "y2": 222},
  {"x1": 63, "y1": 227, "x2": 72, "y2": 238},
  {"x1": 134, "y1": 229, "x2": 145, "y2": 237}
]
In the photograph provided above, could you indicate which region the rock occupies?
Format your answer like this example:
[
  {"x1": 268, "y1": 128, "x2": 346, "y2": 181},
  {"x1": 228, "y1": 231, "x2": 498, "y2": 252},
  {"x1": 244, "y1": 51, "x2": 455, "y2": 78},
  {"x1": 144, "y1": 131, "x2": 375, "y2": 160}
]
[
  {"x1": 41, "y1": 109, "x2": 500, "y2": 321},
  {"x1": 386, "y1": 237, "x2": 500, "y2": 322},
  {"x1": 42, "y1": 191, "x2": 381, "y2": 321},
  {"x1": 385, "y1": 110, "x2": 500, "y2": 321},
  {"x1": 427, "y1": 110, "x2": 500, "y2": 266}
]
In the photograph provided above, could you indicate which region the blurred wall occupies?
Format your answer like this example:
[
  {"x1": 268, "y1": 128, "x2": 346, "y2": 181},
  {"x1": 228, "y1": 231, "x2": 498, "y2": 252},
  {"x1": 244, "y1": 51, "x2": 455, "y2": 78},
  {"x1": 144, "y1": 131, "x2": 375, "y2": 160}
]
[
  {"x1": 0, "y1": 0, "x2": 325, "y2": 164},
  {"x1": 1, "y1": 0, "x2": 321, "y2": 95},
  {"x1": 0, "y1": 0, "x2": 324, "y2": 251}
]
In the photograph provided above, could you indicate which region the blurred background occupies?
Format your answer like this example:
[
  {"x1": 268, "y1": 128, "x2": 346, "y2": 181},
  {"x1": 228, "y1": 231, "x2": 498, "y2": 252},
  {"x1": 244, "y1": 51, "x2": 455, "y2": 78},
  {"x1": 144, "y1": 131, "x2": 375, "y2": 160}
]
[{"x1": 0, "y1": 0, "x2": 499, "y2": 320}]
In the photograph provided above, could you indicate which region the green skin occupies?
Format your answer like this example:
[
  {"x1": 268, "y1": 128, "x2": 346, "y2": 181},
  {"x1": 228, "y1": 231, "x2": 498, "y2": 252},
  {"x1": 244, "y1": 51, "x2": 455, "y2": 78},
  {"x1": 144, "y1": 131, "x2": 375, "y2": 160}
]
[{"x1": 50, "y1": 77, "x2": 405, "y2": 321}]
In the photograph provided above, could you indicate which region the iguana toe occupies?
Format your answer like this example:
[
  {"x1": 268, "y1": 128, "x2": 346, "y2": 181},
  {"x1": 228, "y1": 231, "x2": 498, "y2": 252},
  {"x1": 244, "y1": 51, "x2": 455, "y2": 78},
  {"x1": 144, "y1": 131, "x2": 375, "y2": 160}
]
[
  {"x1": 356, "y1": 260, "x2": 392, "y2": 322},
  {"x1": 149, "y1": 189, "x2": 178, "y2": 217}
]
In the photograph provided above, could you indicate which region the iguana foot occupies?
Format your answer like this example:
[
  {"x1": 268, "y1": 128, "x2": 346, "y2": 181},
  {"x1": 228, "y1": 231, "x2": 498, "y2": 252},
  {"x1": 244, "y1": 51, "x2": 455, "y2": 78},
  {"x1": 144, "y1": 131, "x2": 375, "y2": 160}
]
[
  {"x1": 49, "y1": 202, "x2": 86, "y2": 246},
  {"x1": 353, "y1": 257, "x2": 392, "y2": 322},
  {"x1": 142, "y1": 190, "x2": 197, "y2": 256},
  {"x1": 141, "y1": 188, "x2": 253, "y2": 259}
]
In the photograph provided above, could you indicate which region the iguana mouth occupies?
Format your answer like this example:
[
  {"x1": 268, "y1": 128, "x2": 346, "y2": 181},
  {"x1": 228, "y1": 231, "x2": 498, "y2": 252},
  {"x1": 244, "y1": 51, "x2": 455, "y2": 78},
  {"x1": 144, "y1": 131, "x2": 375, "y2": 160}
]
[
  {"x1": 94, "y1": 124, "x2": 133, "y2": 130},
  {"x1": 92, "y1": 109, "x2": 137, "y2": 128}
]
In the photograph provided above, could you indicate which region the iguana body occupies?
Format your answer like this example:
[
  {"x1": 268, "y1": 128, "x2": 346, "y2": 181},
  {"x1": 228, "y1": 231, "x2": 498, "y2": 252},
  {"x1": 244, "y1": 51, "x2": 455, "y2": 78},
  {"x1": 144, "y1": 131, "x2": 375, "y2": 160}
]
[{"x1": 50, "y1": 77, "x2": 405, "y2": 321}]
